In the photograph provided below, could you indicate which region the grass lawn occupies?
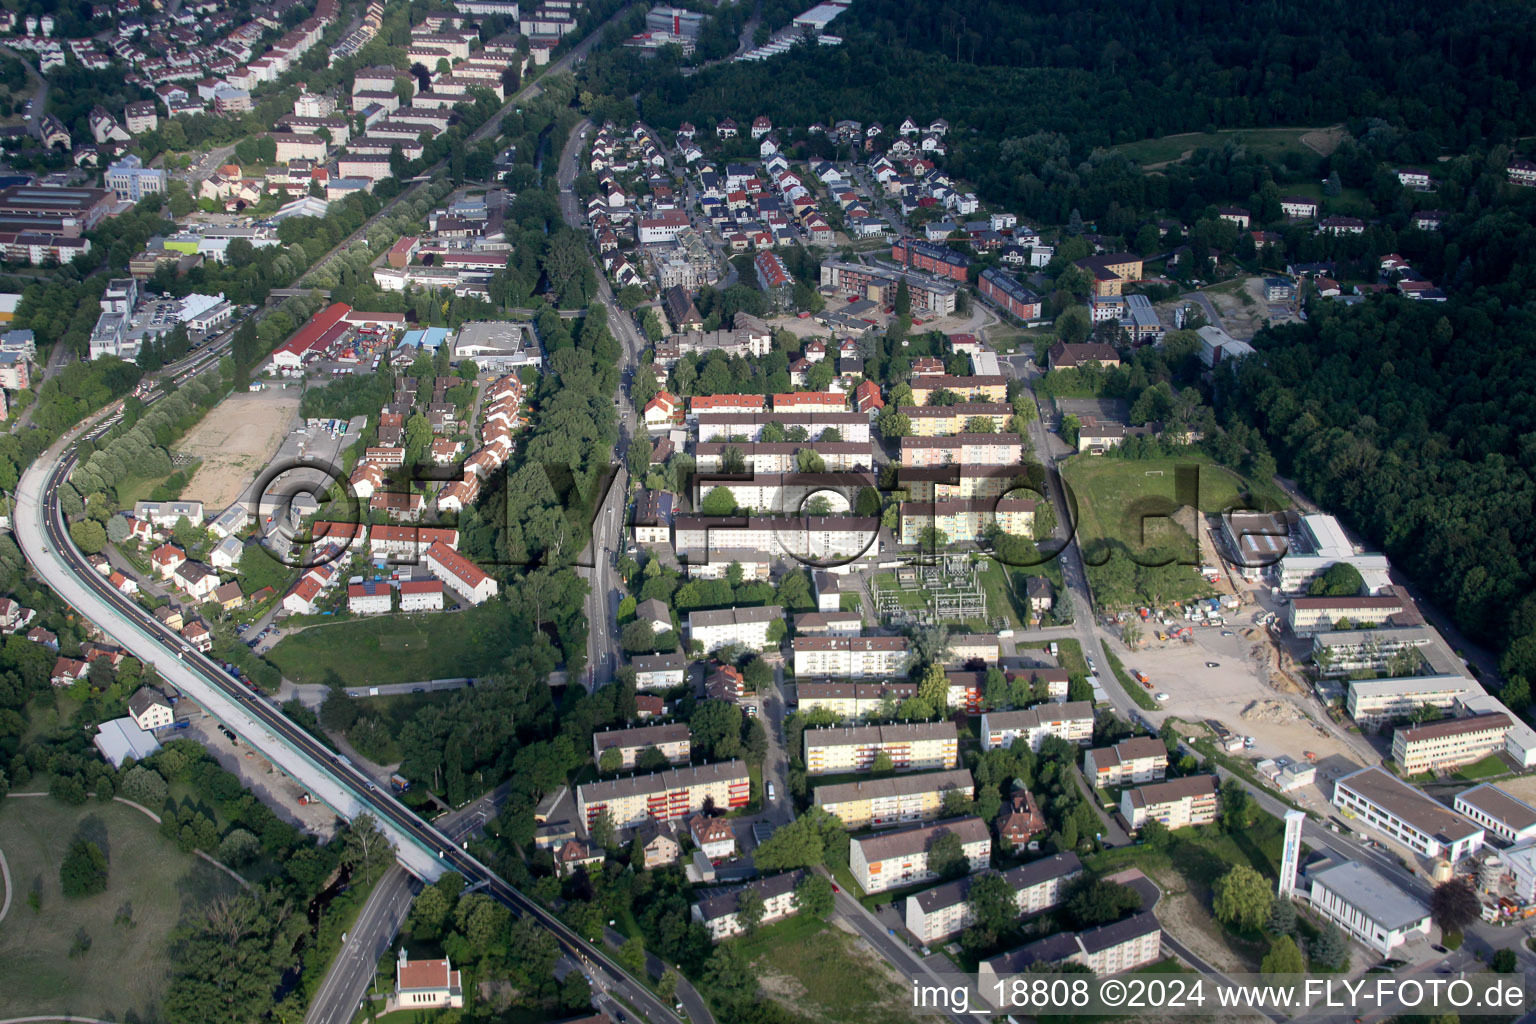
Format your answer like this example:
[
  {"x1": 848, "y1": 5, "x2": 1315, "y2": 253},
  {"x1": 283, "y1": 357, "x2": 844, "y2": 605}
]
[
  {"x1": 268, "y1": 602, "x2": 532, "y2": 685},
  {"x1": 1111, "y1": 126, "x2": 1340, "y2": 167},
  {"x1": 0, "y1": 796, "x2": 240, "y2": 1021},
  {"x1": 1061, "y1": 454, "x2": 1257, "y2": 553},
  {"x1": 1452, "y1": 754, "x2": 1511, "y2": 781},
  {"x1": 740, "y1": 916, "x2": 921, "y2": 1023}
]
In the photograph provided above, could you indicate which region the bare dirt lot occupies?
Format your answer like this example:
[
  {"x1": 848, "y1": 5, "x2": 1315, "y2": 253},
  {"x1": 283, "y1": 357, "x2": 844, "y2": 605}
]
[
  {"x1": 183, "y1": 715, "x2": 339, "y2": 838},
  {"x1": 1126, "y1": 626, "x2": 1372, "y2": 770},
  {"x1": 179, "y1": 391, "x2": 301, "y2": 509}
]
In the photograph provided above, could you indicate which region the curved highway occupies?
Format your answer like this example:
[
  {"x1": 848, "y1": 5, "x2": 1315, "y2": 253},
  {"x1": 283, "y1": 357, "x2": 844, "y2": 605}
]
[{"x1": 14, "y1": 415, "x2": 681, "y2": 1024}]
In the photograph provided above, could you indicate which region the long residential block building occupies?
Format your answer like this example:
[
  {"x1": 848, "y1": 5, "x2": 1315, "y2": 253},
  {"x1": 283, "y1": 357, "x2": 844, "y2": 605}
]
[
  {"x1": 1332, "y1": 766, "x2": 1484, "y2": 862},
  {"x1": 1453, "y1": 784, "x2": 1536, "y2": 845},
  {"x1": 1121, "y1": 775, "x2": 1219, "y2": 830},
  {"x1": 1084, "y1": 736, "x2": 1168, "y2": 789},
  {"x1": 904, "y1": 853, "x2": 1082, "y2": 944},
  {"x1": 591, "y1": 723, "x2": 692, "y2": 770},
  {"x1": 849, "y1": 816, "x2": 991, "y2": 894},
  {"x1": 812, "y1": 768, "x2": 975, "y2": 828},
  {"x1": 686, "y1": 605, "x2": 784, "y2": 651},
  {"x1": 899, "y1": 403, "x2": 1012, "y2": 436},
  {"x1": 695, "y1": 441, "x2": 874, "y2": 474},
  {"x1": 979, "y1": 912, "x2": 1162, "y2": 996},
  {"x1": 819, "y1": 260, "x2": 958, "y2": 316},
  {"x1": 899, "y1": 433, "x2": 1025, "y2": 468},
  {"x1": 898, "y1": 498, "x2": 1035, "y2": 544},
  {"x1": 897, "y1": 465, "x2": 1025, "y2": 502},
  {"x1": 673, "y1": 515, "x2": 879, "y2": 563},
  {"x1": 1391, "y1": 712, "x2": 1510, "y2": 774},
  {"x1": 792, "y1": 635, "x2": 909, "y2": 678},
  {"x1": 978, "y1": 703, "x2": 1095, "y2": 752},
  {"x1": 696, "y1": 411, "x2": 870, "y2": 444},
  {"x1": 691, "y1": 869, "x2": 806, "y2": 941},
  {"x1": 1347, "y1": 675, "x2": 1485, "y2": 726},
  {"x1": 803, "y1": 721, "x2": 959, "y2": 775},
  {"x1": 575, "y1": 760, "x2": 750, "y2": 829}
]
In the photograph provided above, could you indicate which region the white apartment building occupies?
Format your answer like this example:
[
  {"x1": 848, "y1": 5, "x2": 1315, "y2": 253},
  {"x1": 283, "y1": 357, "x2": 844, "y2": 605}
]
[
  {"x1": 1453, "y1": 784, "x2": 1536, "y2": 845},
  {"x1": 399, "y1": 579, "x2": 445, "y2": 611},
  {"x1": 978, "y1": 703, "x2": 1095, "y2": 752},
  {"x1": 347, "y1": 582, "x2": 392, "y2": 615},
  {"x1": 1121, "y1": 775, "x2": 1219, "y2": 831},
  {"x1": 591, "y1": 722, "x2": 692, "y2": 770},
  {"x1": 422, "y1": 541, "x2": 498, "y2": 605},
  {"x1": 690, "y1": 869, "x2": 805, "y2": 941},
  {"x1": 979, "y1": 912, "x2": 1162, "y2": 1001},
  {"x1": 792, "y1": 636, "x2": 910, "y2": 678},
  {"x1": 687, "y1": 604, "x2": 783, "y2": 651},
  {"x1": 695, "y1": 412, "x2": 870, "y2": 445},
  {"x1": 127, "y1": 687, "x2": 174, "y2": 731},
  {"x1": 849, "y1": 816, "x2": 991, "y2": 894},
  {"x1": 904, "y1": 853, "x2": 1082, "y2": 944},
  {"x1": 1348, "y1": 675, "x2": 1485, "y2": 726},
  {"x1": 674, "y1": 515, "x2": 880, "y2": 564},
  {"x1": 794, "y1": 682, "x2": 917, "y2": 720},
  {"x1": 1084, "y1": 736, "x2": 1168, "y2": 789},
  {"x1": 803, "y1": 722, "x2": 959, "y2": 775},
  {"x1": 632, "y1": 652, "x2": 687, "y2": 689},
  {"x1": 812, "y1": 768, "x2": 974, "y2": 829},
  {"x1": 1288, "y1": 594, "x2": 1406, "y2": 637},
  {"x1": 1306, "y1": 859, "x2": 1431, "y2": 955},
  {"x1": 1391, "y1": 712, "x2": 1510, "y2": 774},
  {"x1": 576, "y1": 760, "x2": 750, "y2": 829},
  {"x1": 1333, "y1": 766, "x2": 1484, "y2": 862}
]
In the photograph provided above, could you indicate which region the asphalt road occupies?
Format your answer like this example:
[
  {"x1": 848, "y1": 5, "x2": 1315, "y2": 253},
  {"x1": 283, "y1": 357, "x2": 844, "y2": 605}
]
[
  {"x1": 557, "y1": 116, "x2": 647, "y2": 691},
  {"x1": 16, "y1": 411, "x2": 682, "y2": 1024}
]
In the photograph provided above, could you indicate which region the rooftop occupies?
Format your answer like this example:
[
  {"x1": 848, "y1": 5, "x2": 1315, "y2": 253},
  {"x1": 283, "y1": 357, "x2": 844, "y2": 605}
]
[
  {"x1": 1335, "y1": 766, "x2": 1483, "y2": 845},
  {"x1": 852, "y1": 816, "x2": 989, "y2": 862},
  {"x1": 1454, "y1": 784, "x2": 1536, "y2": 832},
  {"x1": 1307, "y1": 859, "x2": 1430, "y2": 930}
]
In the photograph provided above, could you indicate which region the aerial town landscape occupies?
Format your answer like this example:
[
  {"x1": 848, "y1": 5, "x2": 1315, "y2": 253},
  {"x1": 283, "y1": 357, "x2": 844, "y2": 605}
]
[{"x1": 0, "y1": 1, "x2": 1534, "y2": 1023}]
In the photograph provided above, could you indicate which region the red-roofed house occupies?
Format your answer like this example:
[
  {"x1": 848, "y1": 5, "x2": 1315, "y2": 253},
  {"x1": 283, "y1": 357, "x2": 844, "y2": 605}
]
[
  {"x1": 283, "y1": 573, "x2": 326, "y2": 615},
  {"x1": 855, "y1": 379, "x2": 884, "y2": 414},
  {"x1": 51, "y1": 656, "x2": 89, "y2": 686},
  {"x1": 643, "y1": 390, "x2": 682, "y2": 431},
  {"x1": 393, "y1": 952, "x2": 463, "y2": 1010},
  {"x1": 151, "y1": 543, "x2": 187, "y2": 578},
  {"x1": 773, "y1": 391, "x2": 846, "y2": 413},
  {"x1": 422, "y1": 541, "x2": 498, "y2": 606},
  {"x1": 636, "y1": 694, "x2": 665, "y2": 719},
  {"x1": 399, "y1": 579, "x2": 445, "y2": 612},
  {"x1": 690, "y1": 394, "x2": 765, "y2": 415}
]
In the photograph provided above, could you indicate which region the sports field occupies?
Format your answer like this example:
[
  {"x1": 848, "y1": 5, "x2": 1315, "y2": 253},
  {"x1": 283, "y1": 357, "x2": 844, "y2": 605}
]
[{"x1": 1113, "y1": 125, "x2": 1344, "y2": 168}]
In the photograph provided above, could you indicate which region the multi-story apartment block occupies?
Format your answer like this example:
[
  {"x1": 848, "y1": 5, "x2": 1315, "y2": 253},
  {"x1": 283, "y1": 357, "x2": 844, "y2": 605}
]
[
  {"x1": 687, "y1": 605, "x2": 784, "y2": 651},
  {"x1": 897, "y1": 465, "x2": 1022, "y2": 502},
  {"x1": 899, "y1": 434, "x2": 1025, "y2": 468},
  {"x1": 1083, "y1": 737, "x2": 1168, "y2": 789},
  {"x1": 672, "y1": 516, "x2": 879, "y2": 564},
  {"x1": 1073, "y1": 253, "x2": 1143, "y2": 297},
  {"x1": 1332, "y1": 766, "x2": 1484, "y2": 862},
  {"x1": 813, "y1": 768, "x2": 974, "y2": 828},
  {"x1": 898, "y1": 498, "x2": 1035, "y2": 544},
  {"x1": 1346, "y1": 675, "x2": 1483, "y2": 726},
  {"x1": 592, "y1": 722, "x2": 692, "y2": 770},
  {"x1": 422, "y1": 541, "x2": 497, "y2": 605},
  {"x1": 904, "y1": 853, "x2": 1082, "y2": 944},
  {"x1": 576, "y1": 760, "x2": 750, "y2": 829},
  {"x1": 695, "y1": 441, "x2": 873, "y2": 474},
  {"x1": 1315, "y1": 626, "x2": 1466, "y2": 678},
  {"x1": 696, "y1": 412, "x2": 870, "y2": 444},
  {"x1": 819, "y1": 260, "x2": 957, "y2": 316},
  {"x1": 104, "y1": 155, "x2": 166, "y2": 202},
  {"x1": 891, "y1": 237, "x2": 970, "y2": 282},
  {"x1": 978, "y1": 703, "x2": 1094, "y2": 752},
  {"x1": 1391, "y1": 712, "x2": 1510, "y2": 774},
  {"x1": 1120, "y1": 775, "x2": 1219, "y2": 830},
  {"x1": 900, "y1": 403, "x2": 1012, "y2": 437},
  {"x1": 793, "y1": 681, "x2": 917, "y2": 718},
  {"x1": 691, "y1": 869, "x2": 806, "y2": 941},
  {"x1": 849, "y1": 816, "x2": 991, "y2": 894},
  {"x1": 979, "y1": 912, "x2": 1161, "y2": 997},
  {"x1": 909, "y1": 375, "x2": 1008, "y2": 405},
  {"x1": 632, "y1": 652, "x2": 687, "y2": 690},
  {"x1": 978, "y1": 265, "x2": 1043, "y2": 321},
  {"x1": 792, "y1": 636, "x2": 909, "y2": 678},
  {"x1": 804, "y1": 722, "x2": 959, "y2": 775},
  {"x1": 1288, "y1": 594, "x2": 1408, "y2": 636}
]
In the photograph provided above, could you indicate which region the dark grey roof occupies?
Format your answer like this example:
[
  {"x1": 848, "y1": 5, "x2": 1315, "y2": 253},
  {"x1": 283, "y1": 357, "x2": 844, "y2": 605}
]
[
  {"x1": 592, "y1": 723, "x2": 690, "y2": 752},
  {"x1": 693, "y1": 869, "x2": 806, "y2": 922},
  {"x1": 815, "y1": 768, "x2": 973, "y2": 808}
]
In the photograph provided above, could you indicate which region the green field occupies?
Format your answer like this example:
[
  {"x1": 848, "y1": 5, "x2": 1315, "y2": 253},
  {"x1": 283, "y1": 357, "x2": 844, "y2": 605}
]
[
  {"x1": 739, "y1": 917, "x2": 921, "y2": 1023},
  {"x1": 0, "y1": 796, "x2": 239, "y2": 1020},
  {"x1": 268, "y1": 602, "x2": 531, "y2": 685},
  {"x1": 1452, "y1": 754, "x2": 1511, "y2": 782},
  {"x1": 1061, "y1": 454, "x2": 1284, "y2": 566},
  {"x1": 1112, "y1": 126, "x2": 1342, "y2": 167}
]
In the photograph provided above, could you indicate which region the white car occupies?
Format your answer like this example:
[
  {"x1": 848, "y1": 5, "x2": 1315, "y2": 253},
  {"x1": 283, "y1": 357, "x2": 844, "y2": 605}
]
[{"x1": 1154, "y1": 692, "x2": 1168, "y2": 702}]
